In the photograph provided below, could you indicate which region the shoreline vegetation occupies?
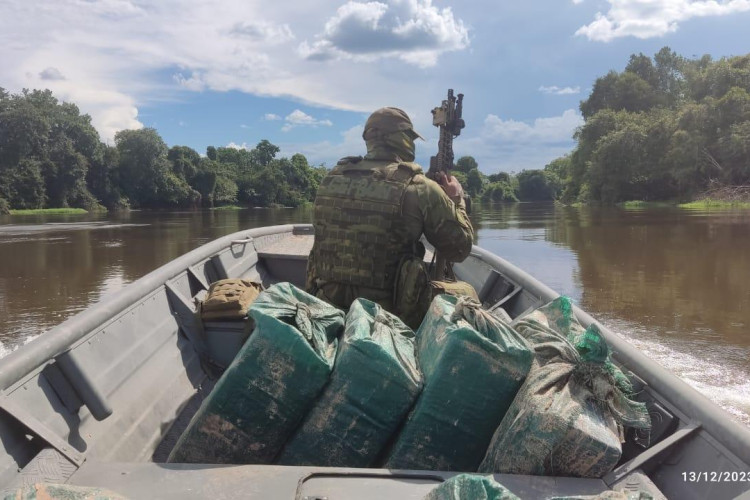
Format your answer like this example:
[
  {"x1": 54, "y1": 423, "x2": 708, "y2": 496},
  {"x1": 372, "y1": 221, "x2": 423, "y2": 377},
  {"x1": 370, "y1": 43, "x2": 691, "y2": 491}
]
[
  {"x1": 0, "y1": 87, "x2": 326, "y2": 215},
  {"x1": 8, "y1": 208, "x2": 89, "y2": 215},
  {"x1": 2, "y1": 46, "x2": 748, "y2": 214},
  {"x1": 551, "y1": 197, "x2": 750, "y2": 209}
]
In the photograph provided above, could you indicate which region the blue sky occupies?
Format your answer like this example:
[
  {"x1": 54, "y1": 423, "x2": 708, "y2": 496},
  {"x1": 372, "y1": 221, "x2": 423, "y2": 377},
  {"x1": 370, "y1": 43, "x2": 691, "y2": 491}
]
[{"x1": 2, "y1": 0, "x2": 750, "y2": 173}]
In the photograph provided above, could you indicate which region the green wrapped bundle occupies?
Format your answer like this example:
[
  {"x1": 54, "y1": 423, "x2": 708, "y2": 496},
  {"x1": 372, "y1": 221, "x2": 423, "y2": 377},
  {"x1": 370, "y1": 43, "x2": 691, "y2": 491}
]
[
  {"x1": 168, "y1": 283, "x2": 344, "y2": 464},
  {"x1": 424, "y1": 474, "x2": 520, "y2": 500},
  {"x1": 479, "y1": 319, "x2": 651, "y2": 478},
  {"x1": 3, "y1": 484, "x2": 128, "y2": 500},
  {"x1": 278, "y1": 298, "x2": 423, "y2": 467},
  {"x1": 385, "y1": 295, "x2": 533, "y2": 472}
]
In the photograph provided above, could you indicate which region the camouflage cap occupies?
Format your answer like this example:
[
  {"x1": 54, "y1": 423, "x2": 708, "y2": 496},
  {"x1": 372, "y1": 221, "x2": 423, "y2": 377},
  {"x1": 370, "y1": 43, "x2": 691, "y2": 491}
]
[{"x1": 363, "y1": 107, "x2": 425, "y2": 141}]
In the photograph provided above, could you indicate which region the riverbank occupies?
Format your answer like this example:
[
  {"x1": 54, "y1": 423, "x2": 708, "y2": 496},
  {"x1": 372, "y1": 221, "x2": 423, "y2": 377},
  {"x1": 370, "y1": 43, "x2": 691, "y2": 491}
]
[
  {"x1": 8, "y1": 208, "x2": 90, "y2": 215},
  {"x1": 556, "y1": 198, "x2": 750, "y2": 209},
  {"x1": 678, "y1": 199, "x2": 750, "y2": 209}
]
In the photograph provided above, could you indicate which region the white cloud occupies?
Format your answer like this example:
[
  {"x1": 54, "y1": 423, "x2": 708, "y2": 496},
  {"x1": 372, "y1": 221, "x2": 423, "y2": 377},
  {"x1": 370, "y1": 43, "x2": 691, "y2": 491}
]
[
  {"x1": 281, "y1": 124, "x2": 365, "y2": 166},
  {"x1": 281, "y1": 109, "x2": 333, "y2": 132},
  {"x1": 263, "y1": 113, "x2": 282, "y2": 121},
  {"x1": 227, "y1": 141, "x2": 251, "y2": 150},
  {"x1": 482, "y1": 109, "x2": 583, "y2": 144},
  {"x1": 539, "y1": 85, "x2": 581, "y2": 95},
  {"x1": 2, "y1": 0, "x2": 469, "y2": 142},
  {"x1": 456, "y1": 109, "x2": 582, "y2": 172},
  {"x1": 300, "y1": 0, "x2": 470, "y2": 67},
  {"x1": 230, "y1": 21, "x2": 295, "y2": 44},
  {"x1": 576, "y1": 0, "x2": 750, "y2": 42}
]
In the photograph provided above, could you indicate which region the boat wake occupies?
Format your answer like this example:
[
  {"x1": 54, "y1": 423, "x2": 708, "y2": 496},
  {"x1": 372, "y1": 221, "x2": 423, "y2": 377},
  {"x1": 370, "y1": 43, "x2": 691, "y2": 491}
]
[
  {"x1": 0, "y1": 334, "x2": 40, "y2": 360},
  {"x1": 600, "y1": 315, "x2": 750, "y2": 427}
]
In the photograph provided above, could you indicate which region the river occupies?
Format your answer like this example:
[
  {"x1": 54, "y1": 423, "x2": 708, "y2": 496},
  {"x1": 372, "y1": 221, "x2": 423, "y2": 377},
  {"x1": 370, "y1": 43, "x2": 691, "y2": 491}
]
[{"x1": 1, "y1": 203, "x2": 749, "y2": 425}]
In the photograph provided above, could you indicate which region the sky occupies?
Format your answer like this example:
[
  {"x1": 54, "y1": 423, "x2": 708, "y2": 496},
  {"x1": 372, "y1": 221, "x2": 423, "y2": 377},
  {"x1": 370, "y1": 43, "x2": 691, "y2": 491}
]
[{"x1": 2, "y1": 0, "x2": 750, "y2": 174}]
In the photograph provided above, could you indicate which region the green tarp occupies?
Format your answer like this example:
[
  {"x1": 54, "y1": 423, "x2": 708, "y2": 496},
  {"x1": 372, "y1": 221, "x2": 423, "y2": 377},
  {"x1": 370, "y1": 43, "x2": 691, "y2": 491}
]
[
  {"x1": 168, "y1": 283, "x2": 344, "y2": 464},
  {"x1": 3, "y1": 484, "x2": 128, "y2": 500},
  {"x1": 278, "y1": 298, "x2": 423, "y2": 467},
  {"x1": 479, "y1": 297, "x2": 650, "y2": 478},
  {"x1": 423, "y1": 474, "x2": 520, "y2": 500},
  {"x1": 385, "y1": 295, "x2": 533, "y2": 472}
]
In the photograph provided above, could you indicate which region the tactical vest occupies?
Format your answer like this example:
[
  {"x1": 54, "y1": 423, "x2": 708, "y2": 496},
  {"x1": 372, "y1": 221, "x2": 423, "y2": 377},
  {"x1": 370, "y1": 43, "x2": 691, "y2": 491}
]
[{"x1": 311, "y1": 158, "x2": 421, "y2": 290}]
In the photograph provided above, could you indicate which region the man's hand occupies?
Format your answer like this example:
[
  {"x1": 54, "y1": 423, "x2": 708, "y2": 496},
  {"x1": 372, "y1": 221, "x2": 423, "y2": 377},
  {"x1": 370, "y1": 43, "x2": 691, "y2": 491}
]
[{"x1": 436, "y1": 172, "x2": 464, "y2": 201}]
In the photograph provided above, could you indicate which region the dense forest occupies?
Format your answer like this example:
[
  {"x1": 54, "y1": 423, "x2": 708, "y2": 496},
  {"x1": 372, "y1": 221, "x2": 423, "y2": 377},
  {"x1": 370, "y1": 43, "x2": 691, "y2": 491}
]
[
  {"x1": 399, "y1": 47, "x2": 750, "y2": 205},
  {"x1": 548, "y1": 47, "x2": 750, "y2": 204},
  {"x1": 0, "y1": 88, "x2": 326, "y2": 214},
  {"x1": 2, "y1": 48, "x2": 748, "y2": 213}
]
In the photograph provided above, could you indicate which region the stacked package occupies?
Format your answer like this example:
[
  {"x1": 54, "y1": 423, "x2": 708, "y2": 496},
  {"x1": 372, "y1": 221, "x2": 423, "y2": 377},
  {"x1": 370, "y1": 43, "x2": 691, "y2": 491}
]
[
  {"x1": 385, "y1": 295, "x2": 533, "y2": 472},
  {"x1": 168, "y1": 283, "x2": 344, "y2": 464},
  {"x1": 279, "y1": 298, "x2": 423, "y2": 467},
  {"x1": 424, "y1": 474, "x2": 520, "y2": 500},
  {"x1": 479, "y1": 297, "x2": 651, "y2": 478}
]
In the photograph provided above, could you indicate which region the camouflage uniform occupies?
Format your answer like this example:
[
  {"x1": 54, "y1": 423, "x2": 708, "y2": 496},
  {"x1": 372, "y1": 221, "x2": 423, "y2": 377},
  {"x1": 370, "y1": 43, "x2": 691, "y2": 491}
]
[{"x1": 306, "y1": 107, "x2": 474, "y2": 316}]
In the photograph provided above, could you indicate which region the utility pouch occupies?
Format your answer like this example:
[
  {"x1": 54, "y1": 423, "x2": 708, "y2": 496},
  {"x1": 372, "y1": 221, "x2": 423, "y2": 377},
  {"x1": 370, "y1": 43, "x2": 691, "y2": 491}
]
[
  {"x1": 200, "y1": 279, "x2": 264, "y2": 320},
  {"x1": 393, "y1": 249, "x2": 430, "y2": 330},
  {"x1": 427, "y1": 280, "x2": 479, "y2": 302}
]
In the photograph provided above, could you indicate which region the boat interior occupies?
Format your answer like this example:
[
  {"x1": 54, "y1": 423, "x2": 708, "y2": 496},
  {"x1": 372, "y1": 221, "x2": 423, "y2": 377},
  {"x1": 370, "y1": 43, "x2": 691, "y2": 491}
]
[{"x1": 1, "y1": 224, "x2": 749, "y2": 499}]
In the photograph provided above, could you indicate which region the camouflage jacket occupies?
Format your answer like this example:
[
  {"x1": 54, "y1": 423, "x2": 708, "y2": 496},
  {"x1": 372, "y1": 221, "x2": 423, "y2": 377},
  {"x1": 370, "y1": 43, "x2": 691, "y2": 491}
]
[{"x1": 306, "y1": 155, "x2": 474, "y2": 312}]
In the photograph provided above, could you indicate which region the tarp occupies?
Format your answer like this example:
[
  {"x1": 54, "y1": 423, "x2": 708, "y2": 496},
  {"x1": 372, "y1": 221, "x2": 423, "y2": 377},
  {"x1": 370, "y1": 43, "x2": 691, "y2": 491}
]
[
  {"x1": 278, "y1": 298, "x2": 422, "y2": 467},
  {"x1": 385, "y1": 295, "x2": 533, "y2": 472},
  {"x1": 480, "y1": 297, "x2": 650, "y2": 478},
  {"x1": 423, "y1": 474, "x2": 520, "y2": 500},
  {"x1": 168, "y1": 283, "x2": 344, "y2": 464},
  {"x1": 2, "y1": 484, "x2": 128, "y2": 500}
]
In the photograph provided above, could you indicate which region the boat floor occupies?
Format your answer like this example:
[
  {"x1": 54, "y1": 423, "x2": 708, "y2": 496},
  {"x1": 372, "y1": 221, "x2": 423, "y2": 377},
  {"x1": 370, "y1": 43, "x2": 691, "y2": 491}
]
[{"x1": 151, "y1": 378, "x2": 216, "y2": 463}]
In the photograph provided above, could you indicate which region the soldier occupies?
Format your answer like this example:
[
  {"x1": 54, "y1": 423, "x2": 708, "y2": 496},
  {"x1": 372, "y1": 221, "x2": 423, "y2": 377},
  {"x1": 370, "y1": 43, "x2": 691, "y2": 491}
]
[{"x1": 306, "y1": 107, "x2": 474, "y2": 326}]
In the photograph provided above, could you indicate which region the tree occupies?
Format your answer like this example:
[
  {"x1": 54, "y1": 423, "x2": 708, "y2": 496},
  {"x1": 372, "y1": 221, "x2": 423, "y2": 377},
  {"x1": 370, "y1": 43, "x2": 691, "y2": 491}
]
[
  {"x1": 455, "y1": 156, "x2": 478, "y2": 174},
  {"x1": 115, "y1": 128, "x2": 197, "y2": 207},
  {"x1": 251, "y1": 139, "x2": 280, "y2": 167},
  {"x1": 88, "y1": 145, "x2": 126, "y2": 209},
  {"x1": 0, "y1": 158, "x2": 46, "y2": 209},
  {"x1": 168, "y1": 146, "x2": 201, "y2": 180},
  {"x1": 517, "y1": 169, "x2": 558, "y2": 201},
  {"x1": 0, "y1": 88, "x2": 102, "y2": 209},
  {"x1": 465, "y1": 168, "x2": 484, "y2": 197},
  {"x1": 488, "y1": 172, "x2": 511, "y2": 184}
]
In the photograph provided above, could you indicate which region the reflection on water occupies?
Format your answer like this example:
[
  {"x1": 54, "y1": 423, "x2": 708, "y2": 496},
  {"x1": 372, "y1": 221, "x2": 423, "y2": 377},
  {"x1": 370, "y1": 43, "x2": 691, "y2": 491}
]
[
  {"x1": 0, "y1": 208, "x2": 313, "y2": 356},
  {"x1": 1, "y1": 203, "x2": 749, "y2": 424},
  {"x1": 471, "y1": 202, "x2": 750, "y2": 425}
]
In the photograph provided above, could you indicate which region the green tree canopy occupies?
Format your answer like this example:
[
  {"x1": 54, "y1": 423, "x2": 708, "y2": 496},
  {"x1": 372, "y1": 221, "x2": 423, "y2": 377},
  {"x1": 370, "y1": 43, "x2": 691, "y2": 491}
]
[
  {"x1": 455, "y1": 156, "x2": 478, "y2": 173},
  {"x1": 560, "y1": 47, "x2": 750, "y2": 203}
]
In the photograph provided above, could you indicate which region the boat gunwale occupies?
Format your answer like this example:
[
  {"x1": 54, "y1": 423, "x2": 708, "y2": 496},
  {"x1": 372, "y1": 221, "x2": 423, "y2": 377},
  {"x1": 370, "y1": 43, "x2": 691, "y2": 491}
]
[{"x1": 0, "y1": 224, "x2": 300, "y2": 392}]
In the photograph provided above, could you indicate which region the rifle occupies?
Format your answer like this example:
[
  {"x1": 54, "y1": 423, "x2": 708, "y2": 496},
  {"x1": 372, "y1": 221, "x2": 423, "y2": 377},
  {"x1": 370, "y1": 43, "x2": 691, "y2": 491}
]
[{"x1": 427, "y1": 89, "x2": 467, "y2": 281}]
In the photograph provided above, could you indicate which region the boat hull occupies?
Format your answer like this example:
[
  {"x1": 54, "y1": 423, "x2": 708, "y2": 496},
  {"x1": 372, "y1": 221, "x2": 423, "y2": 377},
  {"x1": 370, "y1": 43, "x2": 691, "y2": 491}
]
[{"x1": 0, "y1": 224, "x2": 748, "y2": 499}]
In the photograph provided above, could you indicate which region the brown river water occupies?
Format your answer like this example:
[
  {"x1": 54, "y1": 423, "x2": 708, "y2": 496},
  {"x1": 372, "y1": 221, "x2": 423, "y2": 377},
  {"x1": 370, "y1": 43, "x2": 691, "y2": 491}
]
[{"x1": 1, "y1": 203, "x2": 749, "y2": 425}]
